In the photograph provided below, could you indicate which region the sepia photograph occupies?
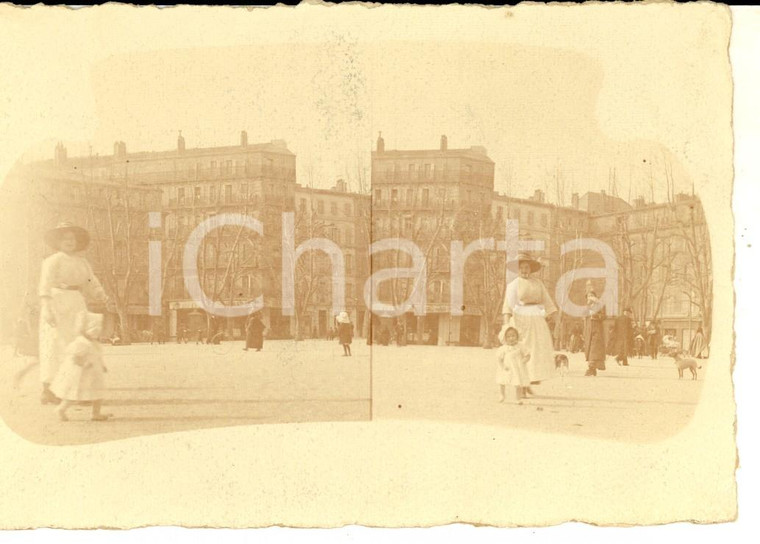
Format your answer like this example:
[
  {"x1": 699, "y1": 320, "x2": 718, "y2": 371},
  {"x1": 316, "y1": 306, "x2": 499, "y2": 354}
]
[{"x1": 0, "y1": 1, "x2": 739, "y2": 529}]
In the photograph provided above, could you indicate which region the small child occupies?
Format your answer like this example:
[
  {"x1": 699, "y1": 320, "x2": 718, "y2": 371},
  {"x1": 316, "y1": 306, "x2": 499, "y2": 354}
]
[
  {"x1": 51, "y1": 311, "x2": 112, "y2": 422},
  {"x1": 496, "y1": 326, "x2": 531, "y2": 404}
]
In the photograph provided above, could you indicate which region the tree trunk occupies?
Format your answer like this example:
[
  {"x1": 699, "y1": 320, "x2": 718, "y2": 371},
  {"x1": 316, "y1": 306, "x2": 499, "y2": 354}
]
[
  {"x1": 482, "y1": 318, "x2": 494, "y2": 349},
  {"x1": 117, "y1": 307, "x2": 131, "y2": 345}
]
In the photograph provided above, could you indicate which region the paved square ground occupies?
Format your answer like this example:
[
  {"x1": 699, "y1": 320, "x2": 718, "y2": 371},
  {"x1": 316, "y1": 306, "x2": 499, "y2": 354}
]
[
  {"x1": 371, "y1": 345, "x2": 706, "y2": 442},
  {"x1": 1, "y1": 340, "x2": 705, "y2": 445},
  {"x1": 0, "y1": 340, "x2": 371, "y2": 445}
]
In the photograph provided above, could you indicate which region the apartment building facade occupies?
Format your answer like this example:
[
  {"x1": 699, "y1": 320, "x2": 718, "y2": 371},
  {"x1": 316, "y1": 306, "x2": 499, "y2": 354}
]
[{"x1": 1, "y1": 133, "x2": 709, "y2": 350}]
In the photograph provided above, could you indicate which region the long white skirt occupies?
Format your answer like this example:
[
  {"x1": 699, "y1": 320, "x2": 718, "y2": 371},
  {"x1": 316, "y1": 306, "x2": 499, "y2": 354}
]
[
  {"x1": 39, "y1": 289, "x2": 86, "y2": 384},
  {"x1": 51, "y1": 360, "x2": 105, "y2": 402},
  {"x1": 512, "y1": 311, "x2": 555, "y2": 383}
]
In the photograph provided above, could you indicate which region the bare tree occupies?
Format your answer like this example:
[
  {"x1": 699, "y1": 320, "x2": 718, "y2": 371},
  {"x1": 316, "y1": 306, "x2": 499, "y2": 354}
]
[
  {"x1": 611, "y1": 214, "x2": 670, "y2": 320},
  {"x1": 671, "y1": 199, "x2": 712, "y2": 344},
  {"x1": 456, "y1": 209, "x2": 505, "y2": 348},
  {"x1": 79, "y1": 169, "x2": 144, "y2": 344}
]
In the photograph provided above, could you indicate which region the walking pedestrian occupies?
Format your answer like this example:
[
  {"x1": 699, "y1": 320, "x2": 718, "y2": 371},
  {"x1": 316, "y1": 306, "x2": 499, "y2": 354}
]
[
  {"x1": 690, "y1": 327, "x2": 707, "y2": 359},
  {"x1": 647, "y1": 320, "x2": 661, "y2": 360},
  {"x1": 612, "y1": 307, "x2": 634, "y2": 366},
  {"x1": 496, "y1": 326, "x2": 530, "y2": 404},
  {"x1": 244, "y1": 312, "x2": 265, "y2": 352},
  {"x1": 38, "y1": 222, "x2": 111, "y2": 405},
  {"x1": 51, "y1": 311, "x2": 111, "y2": 421},
  {"x1": 500, "y1": 253, "x2": 557, "y2": 390},
  {"x1": 584, "y1": 291, "x2": 607, "y2": 376},
  {"x1": 336, "y1": 311, "x2": 353, "y2": 356}
]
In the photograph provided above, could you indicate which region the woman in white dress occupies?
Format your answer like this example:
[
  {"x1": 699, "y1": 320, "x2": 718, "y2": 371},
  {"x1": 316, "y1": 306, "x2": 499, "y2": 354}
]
[
  {"x1": 38, "y1": 222, "x2": 109, "y2": 404},
  {"x1": 500, "y1": 253, "x2": 557, "y2": 389}
]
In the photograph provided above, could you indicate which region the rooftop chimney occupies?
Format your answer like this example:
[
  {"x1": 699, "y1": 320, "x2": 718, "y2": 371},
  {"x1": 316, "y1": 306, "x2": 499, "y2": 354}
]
[
  {"x1": 571, "y1": 193, "x2": 580, "y2": 209},
  {"x1": 241, "y1": 130, "x2": 248, "y2": 147},
  {"x1": 333, "y1": 179, "x2": 347, "y2": 193},
  {"x1": 532, "y1": 189, "x2": 545, "y2": 203},
  {"x1": 377, "y1": 131, "x2": 385, "y2": 153},
  {"x1": 177, "y1": 131, "x2": 185, "y2": 154},
  {"x1": 54, "y1": 142, "x2": 67, "y2": 166},
  {"x1": 440, "y1": 134, "x2": 448, "y2": 151},
  {"x1": 113, "y1": 141, "x2": 127, "y2": 159}
]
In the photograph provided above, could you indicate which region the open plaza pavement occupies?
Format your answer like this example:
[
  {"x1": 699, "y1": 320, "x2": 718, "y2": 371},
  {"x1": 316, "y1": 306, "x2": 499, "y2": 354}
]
[{"x1": 0, "y1": 340, "x2": 705, "y2": 445}]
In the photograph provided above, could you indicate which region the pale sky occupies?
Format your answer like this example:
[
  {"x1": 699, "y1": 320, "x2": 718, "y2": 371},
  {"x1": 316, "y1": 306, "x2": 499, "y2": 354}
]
[{"x1": 5, "y1": 3, "x2": 731, "y2": 206}]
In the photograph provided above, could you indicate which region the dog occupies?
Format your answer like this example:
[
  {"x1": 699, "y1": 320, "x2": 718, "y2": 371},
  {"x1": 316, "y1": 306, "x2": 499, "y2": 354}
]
[
  {"x1": 555, "y1": 354, "x2": 569, "y2": 376},
  {"x1": 673, "y1": 351, "x2": 701, "y2": 380}
]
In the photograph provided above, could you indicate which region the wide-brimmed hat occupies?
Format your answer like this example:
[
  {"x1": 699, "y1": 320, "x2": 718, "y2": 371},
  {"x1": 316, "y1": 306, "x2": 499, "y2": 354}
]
[
  {"x1": 44, "y1": 221, "x2": 90, "y2": 251},
  {"x1": 509, "y1": 252, "x2": 542, "y2": 273},
  {"x1": 336, "y1": 311, "x2": 350, "y2": 324}
]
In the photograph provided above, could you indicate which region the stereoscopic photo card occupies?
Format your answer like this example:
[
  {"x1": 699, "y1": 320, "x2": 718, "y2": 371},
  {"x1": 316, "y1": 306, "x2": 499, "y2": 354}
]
[{"x1": 0, "y1": 1, "x2": 736, "y2": 528}]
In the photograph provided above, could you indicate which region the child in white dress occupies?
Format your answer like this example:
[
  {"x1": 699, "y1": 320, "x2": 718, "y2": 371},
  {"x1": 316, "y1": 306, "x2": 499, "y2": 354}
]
[
  {"x1": 496, "y1": 326, "x2": 531, "y2": 403},
  {"x1": 51, "y1": 311, "x2": 112, "y2": 422}
]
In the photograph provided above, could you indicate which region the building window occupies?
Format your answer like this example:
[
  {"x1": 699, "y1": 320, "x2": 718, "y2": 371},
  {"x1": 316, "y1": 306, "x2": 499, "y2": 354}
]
[
  {"x1": 406, "y1": 188, "x2": 414, "y2": 204},
  {"x1": 527, "y1": 211, "x2": 534, "y2": 226},
  {"x1": 345, "y1": 226, "x2": 353, "y2": 245},
  {"x1": 208, "y1": 185, "x2": 215, "y2": 203},
  {"x1": 317, "y1": 200, "x2": 324, "y2": 215},
  {"x1": 194, "y1": 186, "x2": 202, "y2": 201},
  {"x1": 210, "y1": 161, "x2": 217, "y2": 176},
  {"x1": 541, "y1": 213, "x2": 548, "y2": 227},
  {"x1": 408, "y1": 164, "x2": 415, "y2": 179},
  {"x1": 225, "y1": 184, "x2": 232, "y2": 203},
  {"x1": 346, "y1": 254, "x2": 353, "y2": 274},
  {"x1": 422, "y1": 188, "x2": 430, "y2": 206},
  {"x1": 391, "y1": 189, "x2": 398, "y2": 203},
  {"x1": 177, "y1": 187, "x2": 185, "y2": 203},
  {"x1": 300, "y1": 198, "x2": 307, "y2": 213},
  {"x1": 331, "y1": 202, "x2": 338, "y2": 216},
  {"x1": 424, "y1": 164, "x2": 431, "y2": 179},
  {"x1": 344, "y1": 202, "x2": 352, "y2": 216},
  {"x1": 374, "y1": 189, "x2": 382, "y2": 202}
]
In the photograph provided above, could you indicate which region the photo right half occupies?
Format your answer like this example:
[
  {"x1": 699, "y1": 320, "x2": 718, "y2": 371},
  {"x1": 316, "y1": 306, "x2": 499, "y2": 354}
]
[{"x1": 364, "y1": 30, "x2": 727, "y2": 444}]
